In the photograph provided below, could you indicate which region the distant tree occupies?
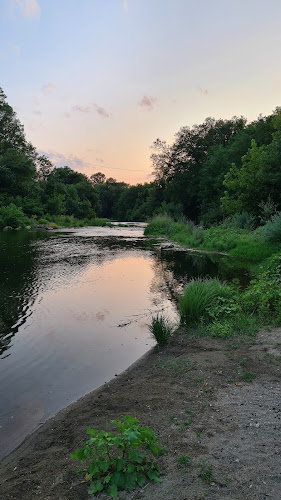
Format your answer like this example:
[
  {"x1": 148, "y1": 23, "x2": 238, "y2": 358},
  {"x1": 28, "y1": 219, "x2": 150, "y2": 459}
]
[{"x1": 90, "y1": 172, "x2": 106, "y2": 185}]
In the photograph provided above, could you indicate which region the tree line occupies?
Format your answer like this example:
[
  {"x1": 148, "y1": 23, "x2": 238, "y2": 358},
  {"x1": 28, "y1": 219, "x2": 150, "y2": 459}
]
[{"x1": 1, "y1": 86, "x2": 280, "y2": 226}]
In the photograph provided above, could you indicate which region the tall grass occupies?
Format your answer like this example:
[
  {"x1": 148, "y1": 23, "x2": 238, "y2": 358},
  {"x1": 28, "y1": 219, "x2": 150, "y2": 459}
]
[
  {"x1": 149, "y1": 313, "x2": 174, "y2": 346},
  {"x1": 178, "y1": 278, "x2": 229, "y2": 325}
]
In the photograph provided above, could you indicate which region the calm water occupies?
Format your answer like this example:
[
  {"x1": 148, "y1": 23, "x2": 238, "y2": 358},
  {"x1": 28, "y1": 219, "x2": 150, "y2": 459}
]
[{"x1": 0, "y1": 224, "x2": 250, "y2": 458}]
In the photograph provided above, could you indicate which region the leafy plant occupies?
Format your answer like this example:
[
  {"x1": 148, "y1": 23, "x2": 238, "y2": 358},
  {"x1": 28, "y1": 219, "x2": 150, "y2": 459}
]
[
  {"x1": 149, "y1": 313, "x2": 174, "y2": 346},
  {"x1": 71, "y1": 415, "x2": 161, "y2": 498}
]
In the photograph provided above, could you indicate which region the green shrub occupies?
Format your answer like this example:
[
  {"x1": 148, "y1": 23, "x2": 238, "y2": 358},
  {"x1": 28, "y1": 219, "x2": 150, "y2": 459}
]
[
  {"x1": 144, "y1": 214, "x2": 173, "y2": 236},
  {"x1": 149, "y1": 314, "x2": 174, "y2": 346},
  {"x1": 178, "y1": 278, "x2": 229, "y2": 325},
  {"x1": 0, "y1": 203, "x2": 30, "y2": 229},
  {"x1": 243, "y1": 253, "x2": 281, "y2": 320},
  {"x1": 71, "y1": 415, "x2": 161, "y2": 498},
  {"x1": 229, "y1": 211, "x2": 257, "y2": 230},
  {"x1": 263, "y1": 212, "x2": 281, "y2": 242}
]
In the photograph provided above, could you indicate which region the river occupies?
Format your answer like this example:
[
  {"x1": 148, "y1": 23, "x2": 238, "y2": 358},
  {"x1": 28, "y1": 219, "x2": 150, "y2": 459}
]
[{"x1": 0, "y1": 223, "x2": 250, "y2": 458}]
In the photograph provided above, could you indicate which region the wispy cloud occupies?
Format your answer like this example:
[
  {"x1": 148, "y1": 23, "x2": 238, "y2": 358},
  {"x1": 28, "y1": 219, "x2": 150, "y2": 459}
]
[
  {"x1": 196, "y1": 85, "x2": 208, "y2": 96},
  {"x1": 72, "y1": 102, "x2": 111, "y2": 119},
  {"x1": 12, "y1": 0, "x2": 40, "y2": 18},
  {"x1": 33, "y1": 110, "x2": 42, "y2": 116},
  {"x1": 138, "y1": 95, "x2": 157, "y2": 110},
  {"x1": 0, "y1": 50, "x2": 7, "y2": 59},
  {"x1": 122, "y1": 0, "x2": 128, "y2": 12},
  {"x1": 41, "y1": 83, "x2": 55, "y2": 95},
  {"x1": 41, "y1": 151, "x2": 91, "y2": 171}
]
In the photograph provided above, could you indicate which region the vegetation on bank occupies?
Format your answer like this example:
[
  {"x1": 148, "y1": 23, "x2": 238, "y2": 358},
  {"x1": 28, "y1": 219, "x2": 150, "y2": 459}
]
[
  {"x1": 150, "y1": 252, "x2": 281, "y2": 347},
  {"x1": 144, "y1": 214, "x2": 281, "y2": 262}
]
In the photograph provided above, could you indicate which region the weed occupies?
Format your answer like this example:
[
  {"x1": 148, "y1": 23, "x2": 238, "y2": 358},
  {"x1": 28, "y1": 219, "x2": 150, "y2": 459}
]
[
  {"x1": 149, "y1": 313, "x2": 174, "y2": 346},
  {"x1": 185, "y1": 409, "x2": 191, "y2": 414},
  {"x1": 198, "y1": 462, "x2": 215, "y2": 484},
  {"x1": 242, "y1": 371, "x2": 255, "y2": 383},
  {"x1": 177, "y1": 455, "x2": 191, "y2": 466},
  {"x1": 71, "y1": 415, "x2": 161, "y2": 497},
  {"x1": 226, "y1": 378, "x2": 233, "y2": 384},
  {"x1": 183, "y1": 418, "x2": 193, "y2": 426},
  {"x1": 239, "y1": 359, "x2": 246, "y2": 366}
]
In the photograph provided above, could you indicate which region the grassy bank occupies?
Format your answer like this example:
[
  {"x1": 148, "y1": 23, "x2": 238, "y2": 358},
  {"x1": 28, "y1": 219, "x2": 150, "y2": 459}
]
[
  {"x1": 0, "y1": 204, "x2": 110, "y2": 229},
  {"x1": 144, "y1": 214, "x2": 281, "y2": 262},
  {"x1": 146, "y1": 215, "x2": 281, "y2": 343}
]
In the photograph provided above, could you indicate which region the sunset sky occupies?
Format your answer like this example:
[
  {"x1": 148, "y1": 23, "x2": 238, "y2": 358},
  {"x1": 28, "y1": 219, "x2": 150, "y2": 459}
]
[{"x1": 1, "y1": 0, "x2": 280, "y2": 184}]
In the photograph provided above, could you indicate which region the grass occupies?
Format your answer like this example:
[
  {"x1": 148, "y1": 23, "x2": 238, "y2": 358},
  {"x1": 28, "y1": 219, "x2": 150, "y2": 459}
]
[
  {"x1": 149, "y1": 314, "x2": 174, "y2": 346},
  {"x1": 154, "y1": 357, "x2": 190, "y2": 376},
  {"x1": 198, "y1": 462, "x2": 215, "y2": 484},
  {"x1": 177, "y1": 455, "x2": 190, "y2": 466},
  {"x1": 178, "y1": 278, "x2": 229, "y2": 326},
  {"x1": 145, "y1": 215, "x2": 281, "y2": 263},
  {"x1": 241, "y1": 371, "x2": 255, "y2": 383}
]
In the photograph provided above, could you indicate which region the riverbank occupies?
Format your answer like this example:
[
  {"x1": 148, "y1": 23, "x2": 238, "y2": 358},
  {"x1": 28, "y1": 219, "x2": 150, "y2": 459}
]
[{"x1": 1, "y1": 327, "x2": 280, "y2": 500}]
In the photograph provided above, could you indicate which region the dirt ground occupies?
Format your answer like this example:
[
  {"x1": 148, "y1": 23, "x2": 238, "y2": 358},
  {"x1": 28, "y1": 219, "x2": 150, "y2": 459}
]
[{"x1": 0, "y1": 327, "x2": 281, "y2": 500}]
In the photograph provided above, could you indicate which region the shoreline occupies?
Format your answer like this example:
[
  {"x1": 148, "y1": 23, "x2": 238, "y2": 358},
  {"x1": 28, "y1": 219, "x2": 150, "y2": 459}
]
[{"x1": 1, "y1": 328, "x2": 280, "y2": 499}]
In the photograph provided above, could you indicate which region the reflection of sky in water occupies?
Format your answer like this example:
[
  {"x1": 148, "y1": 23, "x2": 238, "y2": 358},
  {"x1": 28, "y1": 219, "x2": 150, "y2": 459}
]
[
  {"x1": 0, "y1": 226, "x2": 251, "y2": 459},
  {"x1": 0, "y1": 230, "x2": 178, "y2": 459}
]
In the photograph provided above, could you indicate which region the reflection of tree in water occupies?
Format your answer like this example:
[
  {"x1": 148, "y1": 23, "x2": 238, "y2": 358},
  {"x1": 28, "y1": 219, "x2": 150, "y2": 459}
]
[{"x1": 0, "y1": 231, "x2": 43, "y2": 357}]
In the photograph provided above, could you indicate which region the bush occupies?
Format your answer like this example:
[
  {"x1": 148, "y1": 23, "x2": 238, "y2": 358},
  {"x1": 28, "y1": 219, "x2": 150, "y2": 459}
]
[
  {"x1": 144, "y1": 214, "x2": 173, "y2": 236},
  {"x1": 178, "y1": 278, "x2": 229, "y2": 325},
  {"x1": 71, "y1": 415, "x2": 161, "y2": 498},
  {"x1": 263, "y1": 212, "x2": 281, "y2": 242},
  {"x1": 229, "y1": 211, "x2": 257, "y2": 231},
  {"x1": 149, "y1": 314, "x2": 174, "y2": 346},
  {"x1": 243, "y1": 253, "x2": 281, "y2": 320},
  {"x1": 0, "y1": 203, "x2": 30, "y2": 229}
]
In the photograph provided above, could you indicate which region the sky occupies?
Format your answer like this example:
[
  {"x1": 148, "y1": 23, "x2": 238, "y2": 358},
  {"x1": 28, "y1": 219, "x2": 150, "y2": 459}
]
[{"x1": 0, "y1": 0, "x2": 281, "y2": 185}]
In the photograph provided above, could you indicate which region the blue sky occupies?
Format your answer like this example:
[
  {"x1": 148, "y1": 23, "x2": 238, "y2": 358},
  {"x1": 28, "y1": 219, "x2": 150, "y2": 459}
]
[{"x1": 1, "y1": 0, "x2": 281, "y2": 183}]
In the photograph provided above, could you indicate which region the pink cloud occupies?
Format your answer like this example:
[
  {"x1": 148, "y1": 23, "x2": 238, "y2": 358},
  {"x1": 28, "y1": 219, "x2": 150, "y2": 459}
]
[
  {"x1": 72, "y1": 102, "x2": 111, "y2": 118},
  {"x1": 138, "y1": 95, "x2": 157, "y2": 110}
]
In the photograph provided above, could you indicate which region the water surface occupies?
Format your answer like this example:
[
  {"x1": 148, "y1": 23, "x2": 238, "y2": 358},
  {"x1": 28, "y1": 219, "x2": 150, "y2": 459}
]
[{"x1": 0, "y1": 225, "x2": 250, "y2": 458}]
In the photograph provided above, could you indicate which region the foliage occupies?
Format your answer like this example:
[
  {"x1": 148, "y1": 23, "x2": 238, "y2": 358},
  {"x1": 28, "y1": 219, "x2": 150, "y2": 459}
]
[
  {"x1": 0, "y1": 203, "x2": 31, "y2": 229},
  {"x1": 149, "y1": 313, "x2": 174, "y2": 346},
  {"x1": 243, "y1": 253, "x2": 281, "y2": 320},
  {"x1": 71, "y1": 415, "x2": 161, "y2": 498},
  {"x1": 178, "y1": 278, "x2": 230, "y2": 325},
  {"x1": 228, "y1": 211, "x2": 257, "y2": 230},
  {"x1": 258, "y1": 195, "x2": 278, "y2": 225},
  {"x1": 263, "y1": 211, "x2": 281, "y2": 242},
  {"x1": 144, "y1": 214, "x2": 174, "y2": 236}
]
